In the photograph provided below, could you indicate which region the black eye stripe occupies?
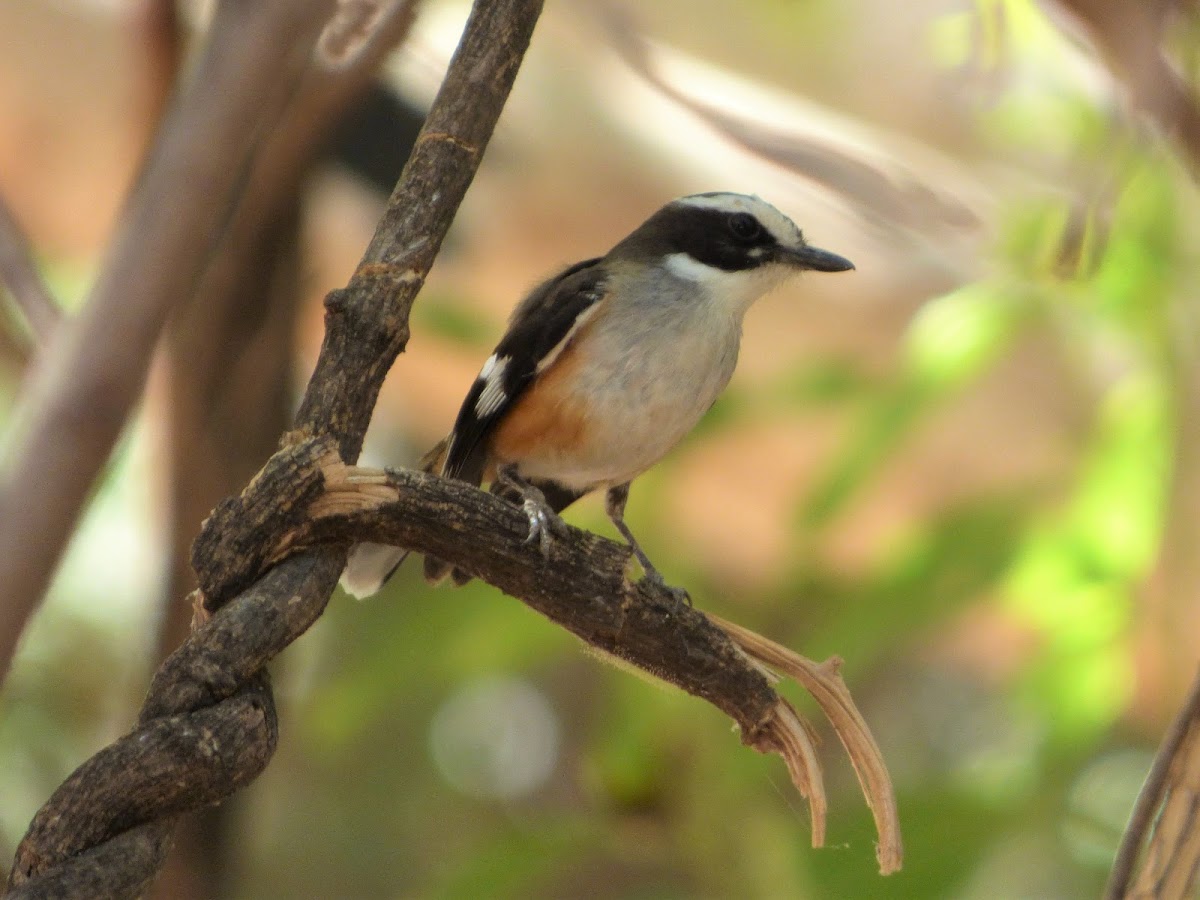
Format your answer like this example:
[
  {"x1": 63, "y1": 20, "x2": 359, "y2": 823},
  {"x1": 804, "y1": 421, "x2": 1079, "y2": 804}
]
[{"x1": 609, "y1": 204, "x2": 783, "y2": 271}]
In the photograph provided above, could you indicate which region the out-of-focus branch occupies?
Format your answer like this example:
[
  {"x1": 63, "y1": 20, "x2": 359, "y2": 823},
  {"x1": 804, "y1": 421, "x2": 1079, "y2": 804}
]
[
  {"x1": 156, "y1": 203, "x2": 302, "y2": 900},
  {"x1": 1053, "y1": 0, "x2": 1200, "y2": 173},
  {"x1": 8, "y1": 1, "x2": 545, "y2": 894},
  {"x1": 1049, "y1": 5, "x2": 1200, "y2": 897},
  {"x1": 160, "y1": 0, "x2": 420, "y2": 652},
  {"x1": 132, "y1": 0, "x2": 183, "y2": 129},
  {"x1": 154, "y1": 6, "x2": 419, "y2": 896},
  {"x1": 1106, "y1": 670, "x2": 1200, "y2": 900},
  {"x1": 593, "y1": 1, "x2": 984, "y2": 247},
  {"x1": 0, "y1": 0, "x2": 338, "y2": 682},
  {"x1": 0, "y1": 192, "x2": 58, "y2": 345}
]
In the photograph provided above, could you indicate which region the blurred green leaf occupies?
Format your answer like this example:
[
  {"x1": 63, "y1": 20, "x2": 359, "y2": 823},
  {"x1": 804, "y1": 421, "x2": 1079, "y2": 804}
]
[
  {"x1": 906, "y1": 282, "x2": 1026, "y2": 388},
  {"x1": 432, "y1": 816, "x2": 596, "y2": 899},
  {"x1": 802, "y1": 283, "x2": 1028, "y2": 531},
  {"x1": 413, "y1": 291, "x2": 498, "y2": 347},
  {"x1": 800, "y1": 379, "x2": 930, "y2": 530},
  {"x1": 1085, "y1": 161, "x2": 1180, "y2": 344},
  {"x1": 804, "y1": 496, "x2": 1028, "y2": 662},
  {"x1": 1004, "y1": 373, "x2": 1169, "y2": 737}
]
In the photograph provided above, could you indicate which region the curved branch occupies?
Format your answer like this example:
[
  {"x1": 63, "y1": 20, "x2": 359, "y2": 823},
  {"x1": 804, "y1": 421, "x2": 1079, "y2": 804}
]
[
  {"x1": 190, "y1": 443, "x2": 902, "y2": 870},
  {"x1": 7, "y1": 0, "x2": 547, "y2": 894},
  {"x1": 1105, "y1": 668, "x2": 1200, "y2": 900},
  {"x1": 297, "y1": 458, "x2": 781, "y2": 724},
  {"x1": 10, "y1": 675, "x2": 277, "y2": 887}
]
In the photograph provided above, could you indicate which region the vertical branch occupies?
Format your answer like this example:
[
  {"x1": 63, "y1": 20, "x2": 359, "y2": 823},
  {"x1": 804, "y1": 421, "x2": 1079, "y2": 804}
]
[{"x1": 0, "y1": 0, "x2": 338, "y2": 681}]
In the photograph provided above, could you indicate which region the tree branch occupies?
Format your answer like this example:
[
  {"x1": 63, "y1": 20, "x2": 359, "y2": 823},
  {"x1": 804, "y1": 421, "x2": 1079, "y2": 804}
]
[
  {"x1": 1105, "y1": 668, "x2": 1200, "y2": 900},
  {"x1": 7, "y1": 0, "x2": 546, "y2": 893},
  {"x1": 0, "y1": 0, "x2": 338, "y2": 681},
  {"x1": 0, "y1": 191, "x2": 58, "y2": 345},
  {"x1": 1052, "y1": 0, "x2": 1200, "y2": 176},
  {"x1": 188, "y1": 441, "x2": 903, "y2": 872},
  {"x1": 153, "y1": 8, "x2": 421, "y2": 894}
]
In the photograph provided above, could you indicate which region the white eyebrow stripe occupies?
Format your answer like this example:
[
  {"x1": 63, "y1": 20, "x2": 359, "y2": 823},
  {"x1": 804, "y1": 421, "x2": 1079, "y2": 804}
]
[
  {"x1": 474, "y1": 353, "x2": 510, "y2": 417},
  {"x1": 676, "y1": 193, "x2": 760, "y2": 212},
  {"x1": 675, "y1": 192, "x2": 802, "y2": 247},
  {"x1": 536, "y1": 302, "x2": 602, "y2": 373}
]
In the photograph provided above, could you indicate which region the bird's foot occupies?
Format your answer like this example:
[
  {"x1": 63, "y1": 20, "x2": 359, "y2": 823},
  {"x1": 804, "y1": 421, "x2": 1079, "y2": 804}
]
[
  {"x1": 639, "y1": 565, "x2": 692, "y2": 609},
  {"x1": 604, "y1": 483, "x2": 691, "y2": 608},
  {"x1": 496, "y1": 465, "x2": 568, "y2": 558},
  {"x1": 521, "y1": 495, "x2": 568, "y2": 558}
]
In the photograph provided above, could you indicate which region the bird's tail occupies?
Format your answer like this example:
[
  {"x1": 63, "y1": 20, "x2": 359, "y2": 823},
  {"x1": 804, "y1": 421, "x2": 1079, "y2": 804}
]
[
  {"x1": 339, "y1": 437, "x2": 454, "y2": 598},
  {"x1": 340, "y1": 542, "x2": 411, "y2": 599}
]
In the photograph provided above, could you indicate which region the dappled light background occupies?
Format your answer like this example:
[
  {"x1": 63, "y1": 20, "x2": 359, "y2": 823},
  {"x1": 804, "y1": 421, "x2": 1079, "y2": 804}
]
[{"x1": 1, "y1": 0, "x2": 1197, "y2": 896}]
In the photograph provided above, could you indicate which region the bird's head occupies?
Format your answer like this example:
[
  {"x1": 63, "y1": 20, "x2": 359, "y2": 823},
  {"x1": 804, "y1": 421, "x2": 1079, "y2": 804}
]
[{"x1": 609, "y1": 192, "x2": 853, "y2": 314}]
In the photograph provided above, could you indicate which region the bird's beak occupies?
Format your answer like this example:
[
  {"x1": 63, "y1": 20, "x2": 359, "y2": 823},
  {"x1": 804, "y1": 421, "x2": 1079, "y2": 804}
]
[{"x1": 781, "y1": 243, "x2": 855, "y2": 272}]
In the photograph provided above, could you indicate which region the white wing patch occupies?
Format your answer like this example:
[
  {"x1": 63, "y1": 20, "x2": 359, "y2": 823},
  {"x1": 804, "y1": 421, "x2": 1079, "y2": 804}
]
[
  {"x1": 474, "y1": 353, "x2": 510, "y2": 418},
  {"x1": 536, "y1": 301, "x2": 601, "y2": 373}
]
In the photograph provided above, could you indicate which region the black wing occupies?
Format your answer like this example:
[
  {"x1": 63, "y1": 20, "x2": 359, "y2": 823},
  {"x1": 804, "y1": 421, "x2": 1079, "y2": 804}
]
[{"x1": 442, "y1": 258, "x2": 607, "y2": 484}]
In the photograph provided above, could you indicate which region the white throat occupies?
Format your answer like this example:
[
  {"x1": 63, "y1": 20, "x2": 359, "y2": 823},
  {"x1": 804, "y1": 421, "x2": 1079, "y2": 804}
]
[{"x1": 664, "y1": 252, "x2": 789, "y2": 316}]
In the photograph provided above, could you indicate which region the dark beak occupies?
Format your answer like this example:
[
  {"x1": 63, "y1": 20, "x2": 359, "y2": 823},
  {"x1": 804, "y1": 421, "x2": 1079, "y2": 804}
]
[{"x1": 782, "y1": 244, "x2": 855, "y2": 272}]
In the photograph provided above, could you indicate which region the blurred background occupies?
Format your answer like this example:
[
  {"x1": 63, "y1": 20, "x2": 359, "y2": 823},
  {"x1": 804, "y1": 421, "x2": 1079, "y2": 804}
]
[{"x1": 2, "y1": 0, "x2": 1199, "y2": 896}]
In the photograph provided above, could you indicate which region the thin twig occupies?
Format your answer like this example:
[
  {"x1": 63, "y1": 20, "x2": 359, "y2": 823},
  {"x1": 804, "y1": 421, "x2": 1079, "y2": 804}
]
[
  {"x1": 0, "y1": 192, "x2": 59, "y2": 344},
  {"x1": 1106, "y1": 668, "x2": 1200, "y2": 900}
]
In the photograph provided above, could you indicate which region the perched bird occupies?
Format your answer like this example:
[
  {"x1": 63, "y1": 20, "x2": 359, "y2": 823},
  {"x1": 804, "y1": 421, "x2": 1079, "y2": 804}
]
[{"x1": 341, "y1": 192, "x2": 853, "y2": 599}]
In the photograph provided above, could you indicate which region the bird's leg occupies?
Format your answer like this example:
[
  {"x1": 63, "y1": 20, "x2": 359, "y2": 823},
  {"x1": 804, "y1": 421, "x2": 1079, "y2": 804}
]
[
  {"x1": 496, "y1": 464, "x2": 567, "y2": 557},
  {"x1": 605, "y1": 483, "x2": 691, "y2": 607}
]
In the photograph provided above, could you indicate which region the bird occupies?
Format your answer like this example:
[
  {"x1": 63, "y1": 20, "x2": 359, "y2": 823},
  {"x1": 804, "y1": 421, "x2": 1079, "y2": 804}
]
[{"x1": 340, "y1": 191, "x2": 854, "y2": 600}]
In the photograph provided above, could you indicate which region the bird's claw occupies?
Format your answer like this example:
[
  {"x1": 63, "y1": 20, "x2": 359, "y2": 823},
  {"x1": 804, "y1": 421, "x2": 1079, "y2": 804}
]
[
  {"x1": 640, "y1": 567, "x2": 692, "y2": 608},
  {"x1": 522, "y1": 498, "x2": 565, "y2": 558}
]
